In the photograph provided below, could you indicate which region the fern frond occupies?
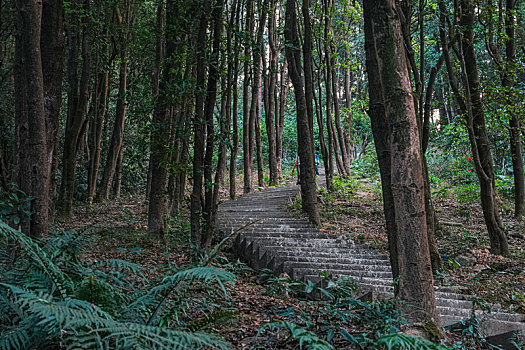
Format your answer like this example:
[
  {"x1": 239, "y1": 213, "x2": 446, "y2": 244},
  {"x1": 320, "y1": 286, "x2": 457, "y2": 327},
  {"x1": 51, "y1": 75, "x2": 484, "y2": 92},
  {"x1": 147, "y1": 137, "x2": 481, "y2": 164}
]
[
  {"x1": 0, "y1": 222, "x2": 71, "y2": 299},
  {"x1": 259, "y1": 321, "x2": 335, "y2": 350},
  {"x1": 0, "y1": 323, "x2": 32, "y2": 350},
  {"x1": 2, "y1": 283, "x2": 230, "y2": 350},
  {"x1": 372, "y1": 333, "x2": 446, "y2": 349},
  {"x1": 185, "y1": 310, "x2": 240, "y2": 332},
  {"x1": 145, "y1": 266, "x2": 234, "y2": 325},
  {"x1": 123, "y1": 266, "x2": 234, "y2": 325},
  {"x1": 95, "y1": 324, "x2": 230, "y2": 350},
  {"x1": 94, "y1": 259, "x2": 143, "y2": 275}
]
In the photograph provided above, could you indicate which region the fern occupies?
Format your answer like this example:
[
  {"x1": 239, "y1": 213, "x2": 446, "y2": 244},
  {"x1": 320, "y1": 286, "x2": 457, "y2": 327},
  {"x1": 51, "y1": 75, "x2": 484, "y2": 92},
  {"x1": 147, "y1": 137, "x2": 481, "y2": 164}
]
[
  {"x1": 0, "y1": 326, "x2": 31, "y2": 350},
  {"x1": 139, "y1": 266, "x2": 235, "y2": 326},
  {"x1": 259, "y1": 321, "x2": 335, "y2": 350},
  {"x1": 372, "y1": 333, "x2": 447, "y2": 350},
  {"x1": 185, "y1": 310, "x2": 239, "y2": 332},
  {"x1": 1, "y1": 283, "x2": 230, "y2": 350},
  {"x1": 0, "y1": 222, "x2": 71, "y2": 299}
]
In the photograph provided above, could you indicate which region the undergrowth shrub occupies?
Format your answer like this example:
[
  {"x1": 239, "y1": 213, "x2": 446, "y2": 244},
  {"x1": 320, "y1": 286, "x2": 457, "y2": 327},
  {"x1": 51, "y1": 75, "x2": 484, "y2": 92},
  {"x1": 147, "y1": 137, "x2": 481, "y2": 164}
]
[
  {"x1": 0, "y1": 222, "x2": 233, "y2": 349},
  {"x1": 257, "y1": 271, "x2": 446, "y2": 349},
  {"x1": 350, "y1": 142, "x2": 380, "y2": 179}
]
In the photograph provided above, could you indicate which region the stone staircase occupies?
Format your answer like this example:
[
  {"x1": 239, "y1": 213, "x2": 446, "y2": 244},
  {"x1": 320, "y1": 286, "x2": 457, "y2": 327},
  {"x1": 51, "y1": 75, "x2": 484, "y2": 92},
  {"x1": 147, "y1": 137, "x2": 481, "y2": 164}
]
[{"x1": 216, "y1": 182, "x2": 525, "y2": 347}]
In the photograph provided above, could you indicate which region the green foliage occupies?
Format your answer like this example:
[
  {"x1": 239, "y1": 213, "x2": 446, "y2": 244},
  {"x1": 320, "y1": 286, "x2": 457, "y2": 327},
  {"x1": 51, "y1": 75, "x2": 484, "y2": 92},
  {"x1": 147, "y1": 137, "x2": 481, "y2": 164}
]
[
  {"x1": 351, "y1": 142, "x2": 380, "y2": 179},
  {"x1": 0, "y1": 222, "x2": 233, "y2": 349},
  {"x1": 332, "y1": 174, "x2": 360, "y2": 200},
  {"x1": 259, "y1": 321, "x2": 335, "y2": 350},
  {"x1": 0, "y1": 185, "x2": 33, "y2": 226},
  {"x1": 257, "y1": 272, "x2": 445, "y2": 349},
  {"x1": 372, "y1": 333, "x2": 447, "y2": 349}
]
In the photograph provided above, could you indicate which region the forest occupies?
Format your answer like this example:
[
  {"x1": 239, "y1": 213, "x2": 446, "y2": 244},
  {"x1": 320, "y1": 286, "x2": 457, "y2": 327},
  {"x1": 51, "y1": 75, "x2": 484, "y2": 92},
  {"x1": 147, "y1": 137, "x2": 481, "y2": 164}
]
[{"x1": 1, "y1": 0, "x2": 525, "y2": 348}]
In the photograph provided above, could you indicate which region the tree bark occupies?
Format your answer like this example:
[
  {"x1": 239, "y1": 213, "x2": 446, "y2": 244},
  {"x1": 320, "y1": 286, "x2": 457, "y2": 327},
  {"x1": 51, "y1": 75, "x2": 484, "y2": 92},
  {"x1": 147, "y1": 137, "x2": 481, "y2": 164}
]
[
  {"x1": 146, "y1": 0, "x2": 164, "y2": 201},
  {"x1": 190, "y1": 0, "x2": 211, "y2": 247},
  {"x1": 276, "y1": 58, "x2": 288, "y2": 181},
  {"x1": 285, "y1": 0, "x2": 320, "y2": 226},
  {"x1": 41, "y1": 0, "x2": 64, "y2": 218},
  {"x1": 87, "y1": 67, "x2": 110, "y2": 201},
  {"x1": 59, "y1": 0, "x2": 91, "y2": 217},
  {"x1": 363, "y1": 0, "x2": 439, "y2": 325},
  {"x1": 242, "y1": 0, "x2": 253, "y2": 193},
  {"x1": 458, "y1": 0, "x2": 509, "y2": 255},
  {"x1": 149, "y1": 0, "x2": 175, "y2": 234},
  {"x1": 14, "y1": 0, "x2": 48, "y2": 237},
  {"x1": 251, "y1": 0, "x2": 268, "y2": 188},
  {"x1": 202, "y1": 0, "x2": 223, "y2": 250},
  {"x1": 97, "y1": 2, "x2": 133, "y2": 202},
  {"x1": 502, "y1": 0, "x2": 524, "y2": 217},
  {"x1": 263, "y1": 0, "x2": 278, "y2": 186}
]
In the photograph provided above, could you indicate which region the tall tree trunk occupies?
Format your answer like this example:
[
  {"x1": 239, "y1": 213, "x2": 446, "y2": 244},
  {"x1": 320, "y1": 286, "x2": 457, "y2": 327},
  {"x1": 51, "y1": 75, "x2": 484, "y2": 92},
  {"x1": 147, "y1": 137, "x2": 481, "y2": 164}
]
[
  {"x1": 314, "y1": 73, "x2": 332, "y2": 191},
  {"x1": 229, "y1": 0, "x2": 241, "y2": 200},
  {"x1": 423, "y1": 56, "x2": 445, "y2": 272},
  {"x1": 285, "y1": 0, "x2": 320, "y2": 226},
  {"x1": 440, "y1": 0, "x2": 509, "y2": 256},
  {"x1": 112, "y1": 145, "x2": 123, "y2": 198},
  {"x1": 323, "y1": 0, "x2": 342, "y2": 180},
  {"x1": 400, "y1": 0, "x2": 442, "y2": 273},
  {"x1": 264, "y1": 0, "x2": 278, "y2": 186},
  {"x1": 331, "y1": 66, "x2": 350, "y2": 176},
  {"x1": 458, "y1": 0, "x2": 509, "y2": 255},
  {"x1": 190, "y1": 0, "x2": 211, "y2": 247},
  {"x1": 502, "y1": 0, "x2": 524, "y2": 217},
  {"x1": 363, "y1": 0, "x2": 439, "y2": 325},
  {"x1": 202, "y1": 0, "x2": 223, "y2": 250},
  {"x1": 276, "y1": 58, "x2": 288, "y2": 181},
  {"x1": 41, "y1": 0, "x2": 64, "y2": 219},
  {"x1": 97, "y1": 3, "x2": 133, "y2": 201},
  {"x1": 14, "y1": 0, "x2": 48, "y2": 237},
  {"x1": 229, "y1": 38, "x2": 240, "y2": 199},
  {"x1": 87, "y1": 67, "x2": 110, "y2": 201},
  {"x1": 242, "y1": 0, "x2": 253, "y2": 193},
  {"x1": 148, "y1": 0, "x2": 175, "y2": 234},
  {"x1": 251, "y1": 0, "x2": 268, "y2": 188},
  {"x1": 146, "y1": 0, "x2": 165, "y2": 200},
  {"x1": 59, "y1": 0, "x2": 91, "y2": 217}
]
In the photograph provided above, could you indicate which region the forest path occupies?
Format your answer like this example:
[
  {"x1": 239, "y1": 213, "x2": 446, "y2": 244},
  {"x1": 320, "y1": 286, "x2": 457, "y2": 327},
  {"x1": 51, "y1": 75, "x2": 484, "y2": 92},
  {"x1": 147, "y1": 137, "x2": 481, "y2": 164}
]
[{"x1": 216, "y1": 173, "x2": 525, "y2": 346}]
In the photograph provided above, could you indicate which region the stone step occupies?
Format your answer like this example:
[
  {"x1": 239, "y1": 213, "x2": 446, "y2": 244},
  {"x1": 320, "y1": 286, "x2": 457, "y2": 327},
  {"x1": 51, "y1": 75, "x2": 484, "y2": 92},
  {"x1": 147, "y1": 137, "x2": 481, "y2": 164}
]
[
  {"x1": 290, "y1": 267, "x2": 392, "y2": 281},
  {"x1": 282, "y1": 261, "x2": 392, "y2": 274},
  {"x1": 262, "y1": 245, "x2": 385, "y2": 258},
  {"x1": 243, "y1": 236, "x2": 356, "y2": 247},
  {"x1": 277, "y1": 255, "x2": 392, "y2": 268},
  {"x1": 218, "y1": 222, "x2": 317, "y2": 230},
  {"x1": 239, "y1": 230, "x2": 332, "y2": 239}
]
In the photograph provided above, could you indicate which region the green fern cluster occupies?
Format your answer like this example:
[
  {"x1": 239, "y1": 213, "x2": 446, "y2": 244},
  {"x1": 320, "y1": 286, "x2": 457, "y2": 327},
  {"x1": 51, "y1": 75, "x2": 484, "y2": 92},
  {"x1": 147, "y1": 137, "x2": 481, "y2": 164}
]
[{"x1": 0, "y1": 222, "x2": 234, "y2": 349}]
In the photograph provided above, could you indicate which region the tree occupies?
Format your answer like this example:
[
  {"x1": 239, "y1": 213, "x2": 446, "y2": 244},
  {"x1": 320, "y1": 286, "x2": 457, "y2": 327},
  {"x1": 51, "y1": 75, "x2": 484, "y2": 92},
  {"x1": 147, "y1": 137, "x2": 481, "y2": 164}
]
[
  {"x1": 285, "y1": 0, "x2": 320, "y2": 226},
  {"x1": 397, "y1": 0, "x2": 442, "y2": 272},
  {"x1": 190, "y1": 0, "x2": 211, "y2": 247},
  {"x1": 41, "y1": 0, "x2": 64, "y2": 216},
  {"x1": 148, "y1": 0, "x2": 173, "y2": 235},
  {"x1": 438, "y1": 0, "x2": 509, "y2": 255},
  {"x1": 484, "y1": 0, "x2": 524, "y2": 218},
  {"x1": 263, "y1": 0, "x2": 279, "y2": 186},
  {"x1": 98, "y1": 1, "x2": 136, "y2": 202},
  {"x1": 59, "y1": 0, "x2": 91, "y2": 217},
  {"x1": 14, "y1": 0, "x2": 48, "y2": 237},
  {"x1": 242, "y1": 0, "x2": 254, "y2": 194},
  {"x1": 363, "y1": 0, "x2": 439, "y2": 325}
]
